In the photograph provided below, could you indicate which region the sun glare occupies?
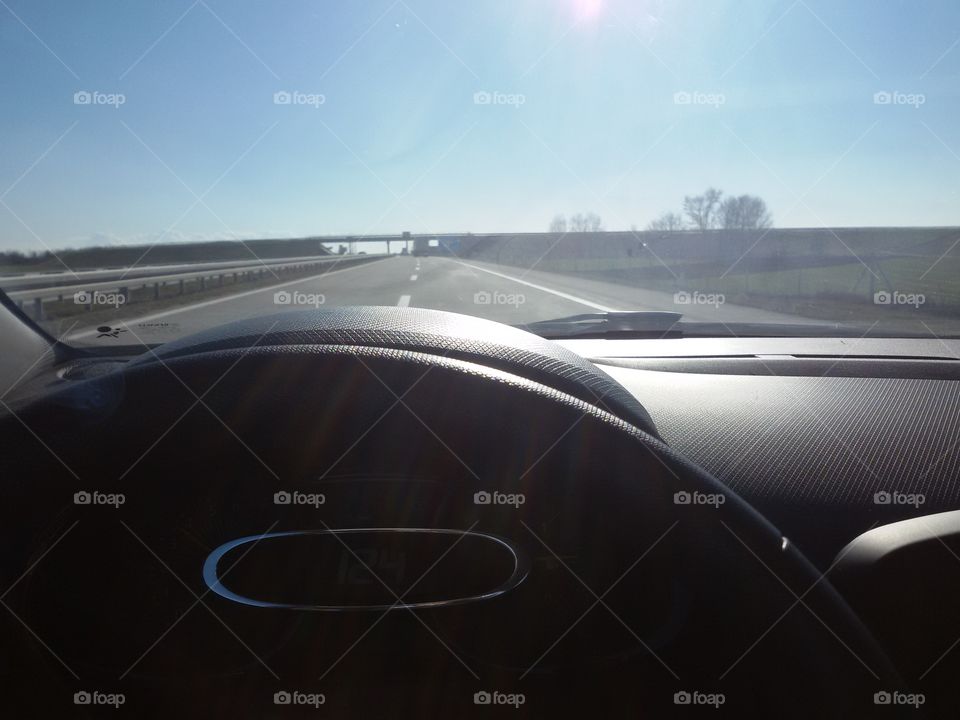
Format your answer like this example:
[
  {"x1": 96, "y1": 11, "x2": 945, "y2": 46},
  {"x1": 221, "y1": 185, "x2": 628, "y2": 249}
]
[{"x1": 574, "y1": 0, "x2": 604, "y2": 21}]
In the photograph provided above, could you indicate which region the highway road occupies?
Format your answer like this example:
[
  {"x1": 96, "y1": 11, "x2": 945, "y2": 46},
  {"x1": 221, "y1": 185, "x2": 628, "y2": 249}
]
[{"x1": 56, "y1": 256, "x2": 820, "y2": 345}]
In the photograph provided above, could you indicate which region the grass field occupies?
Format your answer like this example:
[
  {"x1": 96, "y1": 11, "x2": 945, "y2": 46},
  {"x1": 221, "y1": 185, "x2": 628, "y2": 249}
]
[{"x1": 465, "y1": 229, "x2": 960, "y2": 334}]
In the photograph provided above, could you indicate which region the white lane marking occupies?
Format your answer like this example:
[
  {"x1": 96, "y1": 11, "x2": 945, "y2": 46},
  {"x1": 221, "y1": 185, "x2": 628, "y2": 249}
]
[
  {"x1": 410, "y1": 274, "x2": 418, "y2": 281},
  {"x1": 397, "y1": 294, "x2": 411, "y2": 307},
  {"x1": 68, "y1": 259, "x2": 385, "y2": 340},
  {"x1": 450, "y1": 259, "x2": 624, "y2": 312}
]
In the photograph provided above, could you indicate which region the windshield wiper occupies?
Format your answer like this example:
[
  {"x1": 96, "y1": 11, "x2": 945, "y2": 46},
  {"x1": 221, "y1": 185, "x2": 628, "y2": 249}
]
[
  {"x1": 519, "y1": 311, "x2": 684, "y2": 337},
  {"x1": 518, "y1": 312, "x2": 940, "y2": 339}
]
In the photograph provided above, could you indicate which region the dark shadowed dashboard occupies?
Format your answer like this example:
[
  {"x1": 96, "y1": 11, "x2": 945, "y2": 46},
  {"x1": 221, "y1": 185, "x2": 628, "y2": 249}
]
[{"x1": 1, "y1": 307, "x2": 956, "y2": 718}]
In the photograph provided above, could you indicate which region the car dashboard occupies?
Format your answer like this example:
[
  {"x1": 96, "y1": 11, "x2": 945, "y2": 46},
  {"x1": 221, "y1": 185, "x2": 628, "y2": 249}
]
[{"x1": 1, "y1": 310, "x2": 958, "y2": 718}]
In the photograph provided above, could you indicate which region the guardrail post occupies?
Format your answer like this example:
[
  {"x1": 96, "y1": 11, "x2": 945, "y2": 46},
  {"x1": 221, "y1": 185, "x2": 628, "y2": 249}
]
[
  {"x1": 153, "y1": 282, "x2": 160, "y2": 300},
  {"x1": 178, "y1": 279, "x2": 184, "y2": 295},
  {"x1": 33, "y1": 297, "x2": 42, "y2": 321},
  {"x1": 120, "y1": 286, "x2": 129, "y2": 304},
  {"x1": 199, "y1": 276, "x2": 206, "y2": 291}
]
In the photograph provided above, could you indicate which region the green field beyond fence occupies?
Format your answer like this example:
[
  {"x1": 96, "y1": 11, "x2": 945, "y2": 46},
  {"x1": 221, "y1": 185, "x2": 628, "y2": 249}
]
[{"x1": 460, "y1": 227, "x2": 960, "y2": 318}]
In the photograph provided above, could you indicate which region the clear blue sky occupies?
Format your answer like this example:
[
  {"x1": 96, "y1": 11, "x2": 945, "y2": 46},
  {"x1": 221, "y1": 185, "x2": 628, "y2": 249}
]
[{"x1": 0, "y1": 0, "x2": 958, "y2": 251}]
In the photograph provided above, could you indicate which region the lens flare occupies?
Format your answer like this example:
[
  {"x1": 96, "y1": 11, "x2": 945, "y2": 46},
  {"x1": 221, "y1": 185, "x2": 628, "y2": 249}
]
[{"x1": 574, "y1": 0, "x2": 604, "y2": 20}]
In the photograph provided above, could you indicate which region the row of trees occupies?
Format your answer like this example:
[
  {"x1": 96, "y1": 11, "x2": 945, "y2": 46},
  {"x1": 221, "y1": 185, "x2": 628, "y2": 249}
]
[
  {"x1": 549, "y1": 212, "x2": 604, "y2": 233},
  {"x1": 0, "y1": 249, "x2": 56, "y2": 265},
  {"x1": 649, "y1": 188, "x2": 772, "y2": 232},
  {"x1": 546, "y1": 190, "x2": 772, "y2": 235}
]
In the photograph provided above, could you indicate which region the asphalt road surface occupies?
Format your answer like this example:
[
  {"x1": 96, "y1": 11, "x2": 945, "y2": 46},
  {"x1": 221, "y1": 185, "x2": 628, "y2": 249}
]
[{"x1": 60, "y1": 256, "x2": 818, "y2": 346}]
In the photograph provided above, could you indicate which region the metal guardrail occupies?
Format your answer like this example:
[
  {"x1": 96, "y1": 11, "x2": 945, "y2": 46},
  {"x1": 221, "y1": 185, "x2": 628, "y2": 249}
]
[
  {"x1": 0, "y1": 253, "x2": 341, "y2": 292},
  {"x1": 9, "y1": 255, "x2": 386, "y2": 321}
]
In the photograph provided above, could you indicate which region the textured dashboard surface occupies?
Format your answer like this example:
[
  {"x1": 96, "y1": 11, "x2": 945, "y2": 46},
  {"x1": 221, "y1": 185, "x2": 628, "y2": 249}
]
[
  {"x1": 130, "y1": 307, "x2": 659, "y2": 435},
  {"x1": 600, "y1": 365, "x2": 960, "y2": 565}
]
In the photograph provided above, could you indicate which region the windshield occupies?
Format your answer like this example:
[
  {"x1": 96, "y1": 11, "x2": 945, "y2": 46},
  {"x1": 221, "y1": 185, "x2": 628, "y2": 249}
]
[{"x1": 1, "y1": 0, "x2": 958, "y2": 346}]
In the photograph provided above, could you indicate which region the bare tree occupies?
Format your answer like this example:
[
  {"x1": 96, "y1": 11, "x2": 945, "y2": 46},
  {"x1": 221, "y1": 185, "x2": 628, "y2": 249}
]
[
  {"x1": 548, "y1": 214, "x2": 567, "y2": 233},
  {"x1": 719, "y1": 196, "x2": 741, "y2": 230},
  {"x1": 568, "y1": 212, "x2": 603, "y2": 232},
  {"x1": 720, "y1": 195, "x2": 772, "y2": 230},
  {"x1": 747, "y1": 198, "x2": 772, "y2": 229},
  {"x1": 647, "y1": 212, "x2": 686, "y2": 232},
  {"x1": 683, "y1": 187, "x2": 723, "y2": 231}
]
